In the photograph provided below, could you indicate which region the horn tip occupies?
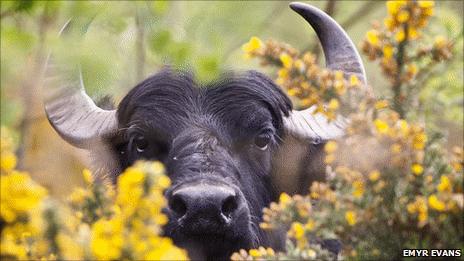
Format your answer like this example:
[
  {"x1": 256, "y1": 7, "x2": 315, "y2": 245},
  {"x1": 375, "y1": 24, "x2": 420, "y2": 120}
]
[
  {"x1": 289, "y1": 2, "x2": 315, "y2": 14},
  {"x1": 289, "y1": 2, "x2": 304, "y2": 12}
]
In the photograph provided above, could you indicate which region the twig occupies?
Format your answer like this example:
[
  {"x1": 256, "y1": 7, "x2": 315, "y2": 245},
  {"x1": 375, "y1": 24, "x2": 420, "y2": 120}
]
[
  {"x1": 135, "y1": 6, "x2": 146, "y2": 80},
  {"x1": 392, "y1": 22, "x2": 409, "y2": 118},
  {"x1": 15, "y1": 3, "x2": 53, "y2": 168}
]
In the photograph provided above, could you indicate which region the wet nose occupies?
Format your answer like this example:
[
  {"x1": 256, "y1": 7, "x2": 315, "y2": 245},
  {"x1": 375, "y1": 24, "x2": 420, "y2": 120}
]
[{"x1": 168, "y1": 184, "x2": 240, "y2": 225}]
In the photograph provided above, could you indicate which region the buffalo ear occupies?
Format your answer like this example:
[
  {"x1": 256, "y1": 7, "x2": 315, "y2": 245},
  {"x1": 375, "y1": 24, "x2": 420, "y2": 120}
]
[{"x1": 271, "y1": 134, "x2": 326, "y2": 196}]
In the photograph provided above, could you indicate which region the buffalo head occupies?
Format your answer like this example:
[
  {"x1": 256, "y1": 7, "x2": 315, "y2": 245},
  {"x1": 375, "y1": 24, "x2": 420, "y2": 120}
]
[{"x1": 43, "y1": 3, "x2": 366, "y2": 260}]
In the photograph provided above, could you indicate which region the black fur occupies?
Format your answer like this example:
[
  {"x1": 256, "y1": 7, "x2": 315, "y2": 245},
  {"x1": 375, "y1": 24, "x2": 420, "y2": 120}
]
[{"x1": 109, "y1": 69, "x2": 291, "y2": 259}]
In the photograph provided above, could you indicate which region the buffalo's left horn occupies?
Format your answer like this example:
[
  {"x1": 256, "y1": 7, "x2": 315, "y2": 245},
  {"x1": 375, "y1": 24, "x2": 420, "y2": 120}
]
[
  {"x1": 284, "y1": 2, "x2": 367, "y2": 141},
  {"x1": 44, "y1": 20, "x2": 118, "y2": 149}
]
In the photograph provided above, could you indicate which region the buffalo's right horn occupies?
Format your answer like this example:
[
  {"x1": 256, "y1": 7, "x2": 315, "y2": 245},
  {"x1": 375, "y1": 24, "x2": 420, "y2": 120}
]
[
  {"x1": 284, "y1": 2, "x2": 368, "y2": 141},
  {"x1": 44, "y1": 20, "x2": 118, "y2": 149}
]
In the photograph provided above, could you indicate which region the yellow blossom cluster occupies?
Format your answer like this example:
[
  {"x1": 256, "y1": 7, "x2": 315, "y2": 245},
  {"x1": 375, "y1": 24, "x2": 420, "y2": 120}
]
[
  {"x1": 1, "y1": 127, "x2": 17, "y2": 172},
  {"x1": 323, "y1": 106, "x2": 462, "y2": 231},
  {"x1": 361, "y1": 1, "x2": 453, "y2": 117},
  {"x1": 231, "y1": 247, "x2": 276, "y2": 261},
  {"x1": 237, "y1": 193, "x2": 336, "y2": 260},
  {"x1": 362, "y1": 1, "x2": 452, "y2": 80},
  {"x1": 242, "y1": 37, "x2": 366, "y2": 120},
  {"x1": 237, "y1": 1, "x2": 462, "y2": 258},
  {"x1": 89, "y1": 161, "x2": 187, "y2": 260},
  {"x1": 260, "y1": 193, "x2": 313, "y2": 231},
  {"x1": 0, "y1": 127, "x2": 188, "y2": 260},
  {"x1": 232, "y1": 194, "x2": 335, "y2": 260},
  {"x1": 385, "y1": 1, "x2": 434, "y2": 41}
]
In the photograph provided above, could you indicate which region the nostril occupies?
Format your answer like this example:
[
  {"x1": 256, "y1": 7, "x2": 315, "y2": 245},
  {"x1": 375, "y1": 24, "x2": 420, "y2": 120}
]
[
  {"x1": 169, "y1": 194, "x2": 187, "y2": 217},
  {"x1": 221, "y1": 195, "x2": 238, "y2": 217}
]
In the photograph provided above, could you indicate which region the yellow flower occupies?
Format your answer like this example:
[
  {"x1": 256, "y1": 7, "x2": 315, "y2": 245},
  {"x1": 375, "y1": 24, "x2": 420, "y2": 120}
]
[
  {"x1": 386, "y1": 1, "x2": 406, "y2": 15},
  {"x1": 82, "y1": 169, "x2": 93, "y2": 184},
  {"x1": 324, "y1": 141, "x2": 338, "y2": 154},
  {"x1": 287, "y1": 88, "x2": 301, "y2": 97},
  {"x1": 242, "y1": 37, "x2": 263, "y2": 54},
  {"x1": 304, "y1": 220, "x2": 315, "y2": 231},
  {"x1": 407, "y1": 203, "x2": 416, "y2": 214},
  {"x1": 151, "y1": 161, "x2": 165, "y2": 174},
  {"x1": 0, "y1": 233, "x2": 28, "y2": 259},
  {"x1": 279, "y1": 193, "x2": 292, "y2": 205},
  {"x1": 249, "y1": 249, "x2": 261, "y2": 258},
  {"x1": 277, "y1": 68, "x2": 288, "y2": 79},
  {"x1": 395, "y1": 29, "x2": 405, "y2": 42},
  {"x1": 375, "y1": 100, "x2": 389, "y2": 110},
  {"x1": 91, "y1": 218, "x2": 124, "y2": 260},
  {"x1": 366, "y1": 30, "x2": 380, "y2": 46},
  {"x1": 418, "y1": 211, "x2": 428, "y2": 223},
  {"x1": 397, "y1": 9, "x2": 410, "y2": 23},
  {"x1": 350, "y1": 74, "x2": 360, "y2": 87},
  {"x1": 352, "y1": 180, "x2": 365, "y2": 198},
  {"x1": 266, "y1": 248, "x2": 275, "y2": 256},
  {"x1": 382, "y1": 45, "x2": 394, "y2": 59},
  {"x1": 279, "y1": 53, "x2": 293, "y2": 69},
  {"x1": 57, "y1": 233, "x2": 84, "y2": 260},
  {"x1": 428, "y1": 195, "x2": 446, "y2": 211},
  {"x1": 324, "y1": 154, "x2": 335, "y2": 164},
  {"x1": 434, "y1": 36, "x2": 447, "y2": 49},
  {"x1": 417, "y1": 198, "x2": 427, "y2": 213},
  {"x1": 408, "y1": 27, "x2": 419, "y2": 40},
  {"x1": 437, "y1": 175, "x2": 451, "y2": 193},
  {"x1": 327, "y1": 99, "x2": 339, "y2": 110},
  {"x1": 407, "y1": 63, "x2": 418, "y2": 76},
  {"x1": 1, "y1": 152, "x2": 17, "y2": 172},
  {"x1": 1, "y1": 171, "x2": 47, "y2": 223},
  {"x1": 157, "y1": 175, "x2": 171, "y2": 189},
  {"x1": 418, "y1": 1, "x2": 434, "y2": 8},
  {"x1": 290, "y1": 222, "x2": 305, "y2": 239},
  {"x1": 68, "y1": 188, "x2": 88, "y2": 205},
  {"x1": 384, "y1": 17, "x2": 396, "y2": 31},
  {"x1": 144, "y1": 237, "x2": 188, "y2": 260},
  {"x1": 398, "y1": 120, "x2": 409, "y2": 135},
  {"x1": 294, "y1": 59, "x2": 304, "y2": 71},
  {"x1": 412, "y1": 132, "x2": 427, "y2": 150},
  {"x1": 422, "y1": 6, "x2": 434, "y2": 16},
  {"x1": 259, "y1": 222, "x2": 272, "y2": 230},
  {"x1": 411, "y1": 163, "x2": 424, "y2": 175},
  {"x1": 368, "y1": 170, "x2": 380, "y2": 182},
  {"x1": 374, "y1": 119, "x2": 390, "y2": 134},
  {"x1": 345, "y1": 211, "x2": 357, "y2": 226}
]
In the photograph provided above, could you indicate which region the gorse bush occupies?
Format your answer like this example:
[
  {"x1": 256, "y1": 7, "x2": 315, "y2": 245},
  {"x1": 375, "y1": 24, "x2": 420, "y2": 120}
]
[
  {"x1": 0, "y1": 130, "x2": 187, "y2": 260},
  {"x1": 233, "y1": 1, "x2": 462, "y2": 260},
  {"x1": 1, "y1": 1, "x2": 462, "y2": 260}
]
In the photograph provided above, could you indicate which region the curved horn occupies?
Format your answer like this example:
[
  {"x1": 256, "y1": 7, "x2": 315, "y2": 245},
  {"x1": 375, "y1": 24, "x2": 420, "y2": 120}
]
[
  {"x1": 284, "y1": 2, "x2": 367, "y2": 141},
  {"x1": 44, "y1": 20, "x2": 118, "y2": 149},
  {"x1": 290, "y1": 2, "x2": 366, "y2": 84}
]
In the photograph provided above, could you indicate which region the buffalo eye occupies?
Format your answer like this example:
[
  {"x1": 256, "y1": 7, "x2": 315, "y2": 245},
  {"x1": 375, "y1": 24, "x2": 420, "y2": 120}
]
[
  {"x1": 254, "y1": 132, "x2": 271, "y2": 150},
  {"x1": 135, "y1": 136, "x2": 148, "y2": 153}
]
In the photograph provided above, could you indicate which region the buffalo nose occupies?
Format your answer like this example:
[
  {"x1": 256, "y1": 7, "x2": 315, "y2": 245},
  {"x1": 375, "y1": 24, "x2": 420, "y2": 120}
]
[{"x1": 168, "y1": 185, "x2": 239, "y2": 223}]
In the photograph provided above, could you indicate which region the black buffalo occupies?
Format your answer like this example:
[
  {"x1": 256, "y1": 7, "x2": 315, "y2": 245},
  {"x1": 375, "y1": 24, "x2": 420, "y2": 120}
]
[{"x1": 44, "y1": 3, "x2": 366, "y2": 260}]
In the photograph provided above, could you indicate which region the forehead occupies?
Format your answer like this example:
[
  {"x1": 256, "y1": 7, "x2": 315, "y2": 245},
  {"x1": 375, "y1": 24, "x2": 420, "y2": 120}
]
[{"x1": 117, "y1": 70, "x2": 281, "y2": 140}]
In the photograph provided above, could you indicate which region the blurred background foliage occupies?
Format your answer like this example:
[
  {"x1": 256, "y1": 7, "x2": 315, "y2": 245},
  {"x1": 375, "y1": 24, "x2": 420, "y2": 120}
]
[{"x1": 1, "y1": 0, "x2": 462, "y2": 197}]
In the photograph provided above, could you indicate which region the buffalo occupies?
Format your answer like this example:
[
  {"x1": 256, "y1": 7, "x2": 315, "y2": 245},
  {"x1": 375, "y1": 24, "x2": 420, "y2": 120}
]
[{"x1": 43, "y1": 2, "x2": 366, "y2": 260}]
